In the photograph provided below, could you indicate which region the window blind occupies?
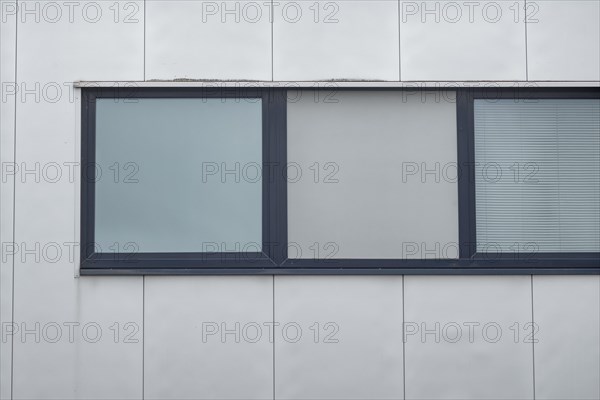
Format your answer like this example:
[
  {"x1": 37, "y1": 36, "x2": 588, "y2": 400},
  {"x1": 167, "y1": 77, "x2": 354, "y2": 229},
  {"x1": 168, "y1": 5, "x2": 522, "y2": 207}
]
[{"x1": 474, "y1": 99, "x2": 600, "y2": 253}]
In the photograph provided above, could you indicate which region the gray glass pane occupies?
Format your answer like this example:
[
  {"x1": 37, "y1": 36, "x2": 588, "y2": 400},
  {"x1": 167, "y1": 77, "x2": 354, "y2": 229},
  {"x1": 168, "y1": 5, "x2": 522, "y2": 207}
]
[
  {"x1": 287, "y1": 91, "x2": 459, "y2": 259},
  {"x1": 94, "y1": 98, "x2": 262, "y2": 253}
]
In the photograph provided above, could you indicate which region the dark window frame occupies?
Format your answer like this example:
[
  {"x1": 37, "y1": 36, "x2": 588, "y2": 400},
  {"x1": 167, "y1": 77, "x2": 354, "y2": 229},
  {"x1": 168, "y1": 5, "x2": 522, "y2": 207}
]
[
  {"x1": 80, "y1": 87, "x2": 600, "y2": 275},
  {"x1": 456, "y1": 87, "x2": 600, "y2": 272},
  {"x1": 80, "y1": 87, "x2": 288, "y2": 272}
]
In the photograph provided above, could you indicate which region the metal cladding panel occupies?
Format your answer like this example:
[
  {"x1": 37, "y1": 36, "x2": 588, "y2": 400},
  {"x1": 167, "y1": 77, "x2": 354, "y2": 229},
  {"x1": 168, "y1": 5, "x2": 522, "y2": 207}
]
[
  {"x1": 12, "y1": 277, "x2": 144, "y2": 399},
  {"x1": 144, "y1": 276, "x2": 273, "y2": 400},
  {"x1": 274, "y1": 276, "x2": 404, "y2": 399},
  {"x1": 400, "y1": 1, "x2": 527, "y2": 80},
  {"x1": 527, "y1": 1, "x2": 600, "y2": 81},
  {"x1": 16, "y1": 2, "x2": 144, "y2": 82},
  {"x1": 404, "y1": 276, "x2": 534, "y2": 400},
  {"x1": 534, "y1": 275, "x2": 600, "y2": 400},
  {"x1": 146, "y1": 0, "x2": 271, "y2": 80},
  {"x1": 273, "y1": 1, "x2": 400, "y2": 81},
  {"x1": 11, "y1": 2, "x2": 144, "y2": 398},
  {"x1": 0, "y1": 1, "x2": 17, "y2": 398}
]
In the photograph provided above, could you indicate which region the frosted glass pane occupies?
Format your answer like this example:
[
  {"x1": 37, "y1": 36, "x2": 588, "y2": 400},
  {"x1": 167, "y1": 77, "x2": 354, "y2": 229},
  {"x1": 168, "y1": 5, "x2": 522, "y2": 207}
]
[
  {"x1": 94, "y1": 98, "x2": 262, "y2": 253},
  {"x1": 287, "y1": 91, "x2": 458, "y2": 259},
  {"x1": 475, "y1": 99, "x2": 600, "y2": 253}
]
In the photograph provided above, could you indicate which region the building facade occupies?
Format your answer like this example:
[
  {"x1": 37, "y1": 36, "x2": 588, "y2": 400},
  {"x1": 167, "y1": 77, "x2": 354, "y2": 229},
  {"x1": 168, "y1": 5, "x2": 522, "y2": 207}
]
[{"x1": 1, "y1": 1, "x2": 599, "y2": 399}]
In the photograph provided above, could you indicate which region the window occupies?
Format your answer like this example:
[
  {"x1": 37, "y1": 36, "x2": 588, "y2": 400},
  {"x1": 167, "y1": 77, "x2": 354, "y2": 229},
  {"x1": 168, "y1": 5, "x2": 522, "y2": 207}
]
[
  {"x1": 81, "y1": 87, "x2": 600, "y2": 274},
  {"x1": 474, "y1": 99, "x2": 600, "y2": 254},
  {"x1": 81, "y1": 88, "x2": 287, "y2": 272},
  {"x1": 458, "y1": 88, "x2": 600, "y2": 271},
  {"x1": 286, "y1": 91, "x2": 458, "y2": 260}
]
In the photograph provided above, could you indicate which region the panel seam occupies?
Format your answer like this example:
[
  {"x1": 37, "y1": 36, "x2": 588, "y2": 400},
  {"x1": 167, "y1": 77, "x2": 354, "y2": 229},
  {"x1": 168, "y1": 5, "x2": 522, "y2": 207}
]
[
  {"x1": 270, "y1": 0, "x2": 274, "y2": 82},
  {"x1": 11, "y1": 1, "x2": 18, "y2": 396},
  {"x1": 272, "y1": 275, "x2": 275, "y2": 400},
  {"x1": 143, "y1": 0, "x2": 146, "y2": 81},
  {"x1": 524, "y1": 0, "x2": 529, "y2": 81},
  {"x1": 142, "y1": 276, "x2": 145, "y2": 400},
  {"x1": 402, "y1": 275, "x2": 406, "y2": 400},
  {"x1": 531, "y1": 275, "x2": 536, "y2": 400},
  {"x1": 398, "y1": 0, "x2": 401, "y2": 81}
]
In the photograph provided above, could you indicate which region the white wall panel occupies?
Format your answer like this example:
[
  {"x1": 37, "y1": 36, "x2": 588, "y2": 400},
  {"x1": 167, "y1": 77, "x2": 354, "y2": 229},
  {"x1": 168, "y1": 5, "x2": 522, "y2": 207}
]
[
  {"x1": 12, "y1": 77, "x2": 144, "y2": 399},
  {"x1": 404, "y1": 276, "x2": 534, "y2": 400},
  {"x1": 12, "y1": 277, "x2": 143, "y2": 399},
  {"x1": 534, "y1": 275, "x2": 600, "y2": 400},
  {"x1": 400, "y1": 1, "x2": 527, "y2": 80},
  {"x1": 273, "y1": 1, "x2": 399, "y2": 81},
  {"x1": 274, "y1": 276, "x2": 404, "y2": 399},
  {"x1": 144, "y1": 276, "x2": 273, "y2": 400},
  {"x1": 0, "y1": 1, "x2": 16, "y2": 398},
  {"x1": 146, "y1": 0, "x2": 271, "y2": 81},
  {"x1": 12, "y1": 2, "x2": 144, "y2": 398},
  {"x1": 527, "y1": 1, "x2": 600, "y2": 81},
  {"x1": 16, "y1": 1, "x2": 143, "y2": 81}
]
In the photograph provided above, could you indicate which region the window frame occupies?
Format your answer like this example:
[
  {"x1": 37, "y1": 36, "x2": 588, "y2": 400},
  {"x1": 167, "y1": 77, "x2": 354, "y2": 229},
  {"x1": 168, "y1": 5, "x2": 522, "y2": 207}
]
[
  {"x1": 80, "y1": 87, "x2": 288, "y2": 273},
  {"x1": 80, "y1": 87, "x2": 600, "y2": 275},
  {"x1": 457, "y1": 87, "x2": 600, "y2": 273}
]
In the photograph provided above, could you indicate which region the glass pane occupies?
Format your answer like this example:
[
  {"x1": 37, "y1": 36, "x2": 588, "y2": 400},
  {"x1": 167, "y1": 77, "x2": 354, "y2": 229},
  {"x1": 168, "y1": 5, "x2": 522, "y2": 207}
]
[
  {"x1": 94, "y1": 98, "x2": 262, "y2": 253},
  {"x1": 475, "y1": 99, "x2": 600, "y2": 253},
  {"x1": 287, "y1": 91, "x2": 459, "y2": 259}
]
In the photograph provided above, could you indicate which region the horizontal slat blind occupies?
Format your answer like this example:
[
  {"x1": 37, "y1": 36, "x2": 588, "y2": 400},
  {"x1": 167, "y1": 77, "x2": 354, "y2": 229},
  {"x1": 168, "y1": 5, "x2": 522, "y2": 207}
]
[{"x1": 474, "y1": 99, "x2": 600, "y2": 253}]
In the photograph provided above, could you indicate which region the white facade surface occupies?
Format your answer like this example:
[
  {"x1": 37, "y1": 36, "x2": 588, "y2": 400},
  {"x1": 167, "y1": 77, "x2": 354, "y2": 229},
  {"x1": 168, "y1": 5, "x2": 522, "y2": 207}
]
[{"x1": 0, "y1": 0, "x2": 598, "y2": 398}]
